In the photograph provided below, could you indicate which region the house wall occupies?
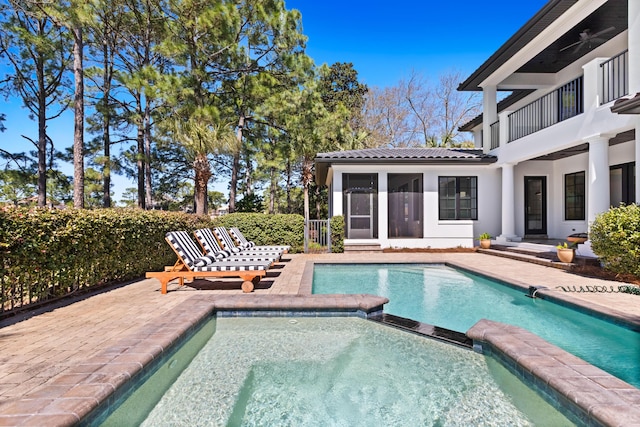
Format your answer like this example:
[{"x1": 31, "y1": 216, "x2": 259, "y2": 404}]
[
  {"x1": 330, "y1": 164, "x2": 501, "y2": 249},
  {"x1": 513, "y1": 140, "x2": 636, "y2": 239}
]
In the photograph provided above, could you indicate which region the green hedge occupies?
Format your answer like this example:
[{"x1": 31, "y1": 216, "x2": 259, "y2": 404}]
[
  {"x1": 0, "y1": 208, "x2": 215, "y2": 314},
  {"x1": 330, "y1": 215, "x2": 344, "y2": 253},
  {"x1": 212, "y1": 212, "x2": 304, "y2": 253},
  {"x1": 590, "y1": 204, "x2": 640, "y2": 277},
  {"x1": 0, "y1": 209, "x2": 308, "y2": 315}
]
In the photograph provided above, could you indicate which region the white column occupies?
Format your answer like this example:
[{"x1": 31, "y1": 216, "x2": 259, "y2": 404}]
[
  {"x1": 473, "y1": 128, "x2": 482, "y2": 149},
  {"x1": 332, "y1": 172, "x2": 343, "y2": 217},
  {"x1": 629, "y1": 0, "x2": 640, "y2": 94},
  {"x1": 587, "y1": 137, "x2": 610, "y2": 226},
  {"x1": 497, "y1": 163, "x2": 519, "y2": 242},
  {"x1": 482, "y1": 85, "x2": 497, "y2": 154},
  {"x1": 498, "y1": 110, "x2": 511, "y2": 148},
  {"x1": 378, "y1": 172, "x2": 388, "y2": 241},
  {"x1": 582, "y1": 58, "x2": 608, "y2": 107}
]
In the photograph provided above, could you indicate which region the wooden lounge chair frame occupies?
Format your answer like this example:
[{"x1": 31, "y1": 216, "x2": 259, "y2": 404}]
[{"x1": 146, "y1": 235, "x2": 267, "y2": 294}]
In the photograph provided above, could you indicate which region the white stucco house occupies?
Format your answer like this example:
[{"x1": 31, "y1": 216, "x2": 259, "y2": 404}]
[{"x1": 315, "y1": 0, "x2": 639, "y2": 250}]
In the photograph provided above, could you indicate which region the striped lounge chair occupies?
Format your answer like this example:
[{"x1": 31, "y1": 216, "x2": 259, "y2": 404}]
[
  {"x1": 194, "y1": 228, "x2": 281, "y2": 263},
  {"x1": 229, "y1": 227, "x2": 290, "y2": 253},
  {"x1": 213, "y1": 227, "x2": 288, "y2": 256},
  {"x1": 145, "y1": 231, "x2": 272, "y2": 294}
]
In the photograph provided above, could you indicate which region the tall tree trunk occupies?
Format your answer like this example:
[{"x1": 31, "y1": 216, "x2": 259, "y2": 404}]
[
  {"x1": 315, "y1": 185, "x2": 321, "y2": 220},
  {"x1": 136, "y1": 116, "x2": 145, "y2": 209},
  {"x1": 244, "y1": 150, "x2": 252, "y2": 195},
  {"x1": 302, "y1": 159, "x2": 312, "y2": 253},
  {"x1": 36, "y1": 57, "x2": 46, "y2": 207},
  {"x1": 144, "y1": 99, "x2": 153, "y2": 208},
  {"x1": 285, "y1": 157, "x2": 292, "y2": 213},
  {"x1": 143, "y1": 16, "x2": 153, "y2": 209},
  {"x1": 194, "y1": 153, "x2": 211, "y2": 215},
  {"x1": 102, "y1": 112, "x2": 111, "y2": 207},
  {"x1": 269, "y1": 166, "x2": 276, "y2": 214},
  {"x1": 230, "y1": 114, "x2": 245, "y2": 213},
  {"x1": 101, "y1": 34, "x2": 112, "y2": 208},
  {"x1": 72, "y1": 26, "x2": 84, "y2": 209},
  {"x1": 302, "y1": 159, "x2": 313, "y2": 223}
]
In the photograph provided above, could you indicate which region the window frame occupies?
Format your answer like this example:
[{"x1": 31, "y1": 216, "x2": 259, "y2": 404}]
[
  {"x1": 438, "y1": 176, "x2": 478, "y2": 220},
  {"x1": 564, "y1": 171, "x2": 585, "y2": 221}
]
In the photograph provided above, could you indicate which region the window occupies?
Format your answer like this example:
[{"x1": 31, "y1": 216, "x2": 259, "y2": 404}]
[
  {"x1": 388, "y1": 174, "x2": 423, "y2": 238},
  {"x1": 438, "y1": 176, "x2": 477, "y2": 220},
  {"x1": 610, "y1": 162, "x2": 635, "y2": 206},
  {"x1": 565, "y1": 171, "x2": 585, "y2": 220}
]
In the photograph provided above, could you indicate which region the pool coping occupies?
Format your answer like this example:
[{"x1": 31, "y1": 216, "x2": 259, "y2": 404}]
[{"x1": 468, "y1": 320, "x2": 640, "y2": 427}]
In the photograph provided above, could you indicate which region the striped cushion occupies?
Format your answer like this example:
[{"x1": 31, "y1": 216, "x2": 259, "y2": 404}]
[
  {"x1": 167, "y1": 231, "x2": 271, "y2": 272},
  {"x1": 193, "y1": 255, "x2": 216, "y2": 267},
  {"x1": 195, "y1": 228, "x2": 229, "y2": 256},
  {"x1": 166, "y1": 231, "x2": 206, "y2": 269},
  {"x1": 225, "y1": 254, "x2": 277, "y2": 263},
  {"x1": 195, "y1": 228, "x2": 278, "y2": 262},
  {"x1": 229, "y1": 227, "x2": 290, "y2": 252},
  {"x1": 213, "y1": 227, "x2": 242, "y2": 253},
  {"x1": 191, "y1": 260, "x2": 268, "y2": 272}
]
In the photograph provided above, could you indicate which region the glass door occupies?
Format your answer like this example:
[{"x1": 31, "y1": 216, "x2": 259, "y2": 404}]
[
  {"x1": 342, "y1": 174, "x2": 378, "y2": 239},
  {"x1": 524, "y1": 177, "x2": 546, "y2": 235}
]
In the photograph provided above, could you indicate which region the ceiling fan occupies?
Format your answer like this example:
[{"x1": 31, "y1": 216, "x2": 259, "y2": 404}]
[{"x1": 559, "y1": 26, "x2": 615, "y2": 54}]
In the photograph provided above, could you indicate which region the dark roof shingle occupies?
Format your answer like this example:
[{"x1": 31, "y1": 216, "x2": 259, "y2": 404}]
[
  {"x1": 316, "y1": 147, "x2": 494, "y2": 160},
  {"x1": 314, "y1": 148, "x2": 496, "y2": 185}
]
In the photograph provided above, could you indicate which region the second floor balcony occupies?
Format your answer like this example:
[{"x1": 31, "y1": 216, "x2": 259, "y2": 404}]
[
  {"x1": 508, "y1": 76, "x2": 583, "y2": 142},
  {"x1": 488, "y1": 50, "x2": 629, "y2": 150}
]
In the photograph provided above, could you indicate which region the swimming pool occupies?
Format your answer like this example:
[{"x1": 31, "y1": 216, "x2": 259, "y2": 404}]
[
  {"x1": 312, "y1": 263, "x2": 640, "y2": 389},
  {"x1": 100, "y1": 317, "x2": 573, "y2": 426}
]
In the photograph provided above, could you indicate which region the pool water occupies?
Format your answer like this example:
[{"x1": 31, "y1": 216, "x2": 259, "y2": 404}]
[
  {"x1": 124, "y1": 317, "x2": 572, "y2": 426},
  {"x1": 312, "y1": 263, "x2": 640, "y2": 388}
]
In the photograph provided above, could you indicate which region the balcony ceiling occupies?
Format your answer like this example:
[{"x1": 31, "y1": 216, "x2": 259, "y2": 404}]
[
  {"x1": 518, "y1": 0, "x2": 628, "y2": 74},
  {"x1": 459, "y1": 0, "x2": 628, "y2": 91},
  {"x1": 531, "y1": 129, "x2": 635, "y2": 160}
]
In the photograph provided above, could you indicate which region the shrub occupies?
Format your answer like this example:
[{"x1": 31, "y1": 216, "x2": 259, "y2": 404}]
[
  {"x1": 213, "y1": 212, "x2": 304, "y2": 253},
  {"x1": 0, "y1": 207, "x2": 214, "y2": 314},
  {"x1": 330, "y1": 215, "x2": 344, "y2": 253},
  {"x1": 590, "y1": 204, "x2": 640, "y2": 277}
]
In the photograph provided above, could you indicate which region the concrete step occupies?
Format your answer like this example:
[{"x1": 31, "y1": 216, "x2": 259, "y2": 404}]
[
  {"x1": 344, "y1": 243, "x2": 383, "y2": 253},
  {"x1": 479, "y1": 245, "x2": 599, "y2": 270},
  {"x1": 478, "y1": 247, "x2": 573, "y2": 270}
]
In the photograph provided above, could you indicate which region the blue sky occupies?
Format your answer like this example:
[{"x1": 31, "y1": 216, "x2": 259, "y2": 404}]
[
  {"x1": 286, "y1": 0, "x2": 548, "y2": 87},
  {"x1": 1, "y1": 0, "x2": 548, "y2": 202}
]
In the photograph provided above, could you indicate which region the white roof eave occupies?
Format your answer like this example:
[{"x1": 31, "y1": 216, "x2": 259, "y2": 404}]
[{"x1": 479, "y1": 0, "x2": 608, "y2": 89}]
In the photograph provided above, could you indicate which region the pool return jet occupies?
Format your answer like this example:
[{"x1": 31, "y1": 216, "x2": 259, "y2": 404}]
[{"x1": 525, "y1": 285, "x2": 549, "y2": 299}]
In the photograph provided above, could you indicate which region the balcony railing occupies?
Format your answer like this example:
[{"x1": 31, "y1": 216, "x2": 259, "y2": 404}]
[
  {"x1": 601, "y1": 50, "x2": 628, "y2": 105},
  {"x1": 489, "y1": 120, "x2": 499, "y2": 149},
  {"x1": 508, "y1": 76, "x2": 583, "y2": 142}
]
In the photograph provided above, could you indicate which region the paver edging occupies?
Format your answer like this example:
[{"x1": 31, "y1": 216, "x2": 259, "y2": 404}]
[{"x1": 468, "y1": 319, "x2": 640, "y2": 427}]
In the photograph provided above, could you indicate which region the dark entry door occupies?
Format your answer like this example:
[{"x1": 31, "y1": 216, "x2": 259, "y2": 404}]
[{"x1": 524, "y1": 176, "x2": 547, "y2": 235}]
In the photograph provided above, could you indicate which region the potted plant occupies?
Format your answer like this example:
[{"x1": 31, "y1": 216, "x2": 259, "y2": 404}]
[
  {"x1": 566, "y1": 232, "x2": 588, "y2": 245},
  {"x1": 556, "y1": 242, "x2": 575, "y2": 263},
  {"x1": 478, "y1": 233, "x2": 492, "y2": 249}
]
